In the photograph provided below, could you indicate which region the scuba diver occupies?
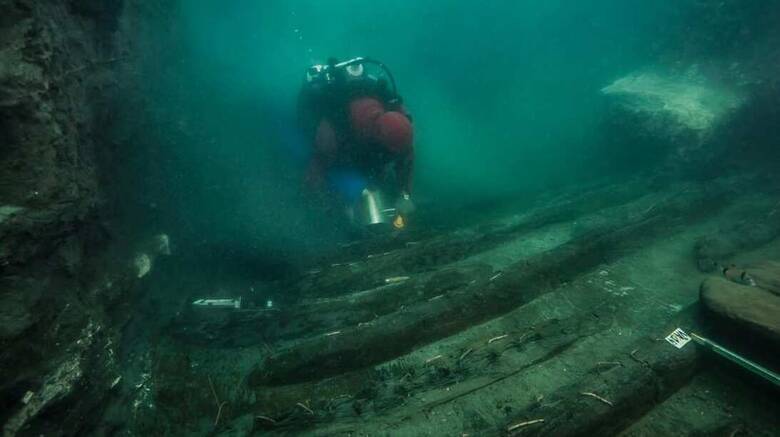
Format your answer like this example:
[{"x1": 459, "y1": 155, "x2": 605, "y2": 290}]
[{"x1": 297, "y1": 57, "x2": 415, "y2": 231}]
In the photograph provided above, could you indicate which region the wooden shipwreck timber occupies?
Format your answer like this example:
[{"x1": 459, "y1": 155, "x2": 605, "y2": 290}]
[{"x1": 144, "y1": 176, "x2": 780, "y2": 435}]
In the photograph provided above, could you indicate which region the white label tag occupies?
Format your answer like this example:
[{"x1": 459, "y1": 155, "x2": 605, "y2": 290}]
[{"x1": 665, "y1": 328, "x2": 692, "y2": 349}]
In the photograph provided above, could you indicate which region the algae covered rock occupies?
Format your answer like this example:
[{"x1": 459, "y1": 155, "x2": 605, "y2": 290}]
[
  {"x1": 601, "y1": 67, "x2": 745, "y2": 163},
  {"x1": 602, "y1": 70, "x2": 744, "y2": 133}
]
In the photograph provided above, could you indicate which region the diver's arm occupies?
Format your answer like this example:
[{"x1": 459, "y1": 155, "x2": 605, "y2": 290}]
[{"x1": 305, "y1": 119, "x2": 339, "y2": 192}]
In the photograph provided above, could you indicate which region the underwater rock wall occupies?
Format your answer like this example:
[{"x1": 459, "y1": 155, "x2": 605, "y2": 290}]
[
  {"x1": 0, "y1": 1, "x2": 134, "y2": 435},
  {"x1": 601, "y1": 68, "x2": 745, "y2": 161},
  {"x1": 599, "y1": 0, "x2": 780, "y2": 173}
]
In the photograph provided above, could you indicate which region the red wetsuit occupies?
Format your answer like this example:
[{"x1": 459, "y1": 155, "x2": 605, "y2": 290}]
[{"x1": 298, "y1": 76, "x2": 414, "y2": 197}]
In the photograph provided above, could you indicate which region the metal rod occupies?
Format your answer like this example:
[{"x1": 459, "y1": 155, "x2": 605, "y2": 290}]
[{"x1": 690, "y1": 332, "x2": 780, "y2": 387}]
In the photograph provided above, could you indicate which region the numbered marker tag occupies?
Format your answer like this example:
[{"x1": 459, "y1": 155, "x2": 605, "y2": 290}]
[{"x1": 665, "y1": 328, "x2": 692, "y2": 349}]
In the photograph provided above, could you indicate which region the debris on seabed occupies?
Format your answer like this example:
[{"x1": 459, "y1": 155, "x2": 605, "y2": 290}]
[
  {"x1": 367, "y1": 251, "x2": 393, "y2": 259},
  {"x1": 153, "y1": 233, "x2": 171, "y2": 255},
  {"x1": 110, "y1": 376, "x2": 122, "y2": 389},
  {"x1": 425, "y1": 354, "x2": 443, "y2": 364},
  {"x1": 488, "y1": 334, "x2": 509, "y2": 344},
  {"x1": 192, "y1": 297, "x2": 242, "y2": 309},
  {"x1": 507, "y1": 418, "x2": 545, "y2": 432},
  {"x1": 459, "y1": 348, "x2": 473, "y2": 361},
  {"x1": 330, "y1": 261, "x2": 362, "y2": 268},
  {"x1": 296, "y1": 402, "x2": 314, "y2": 415},
  {"x1": 21, "y1": 391, "x2": 34, "y2": 405},
  {"x1": 324, "y1": 330, "x2": 341, "y2": 337},
  {"x1": 580, "y1": 391, "x2": 614, "y2": 406},
  {"x1": 385, "y1": 276, "x2": 410, "y2": 284},
  {"x1": 629, "y1": 348, "x2": 644, "y2": 363},
  {"x1": 134, "y1": 253, "x2": 152, "y2": 278},
  {"x1": 489, "y1": 272, "x2": 503, "y2": 281},
  {"x1": 256, "y1": 415, "x2": 277, "y2": 425}
]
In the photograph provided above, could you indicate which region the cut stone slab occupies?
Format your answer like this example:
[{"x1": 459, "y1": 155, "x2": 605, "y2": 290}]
[{"x1": 700, "y1": 277, "x2": 780, "y2": 345}]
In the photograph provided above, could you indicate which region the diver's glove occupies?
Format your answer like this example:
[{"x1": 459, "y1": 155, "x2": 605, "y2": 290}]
[{"x1": 395, "y1": 192, "x2": 416, "y2": 216}]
